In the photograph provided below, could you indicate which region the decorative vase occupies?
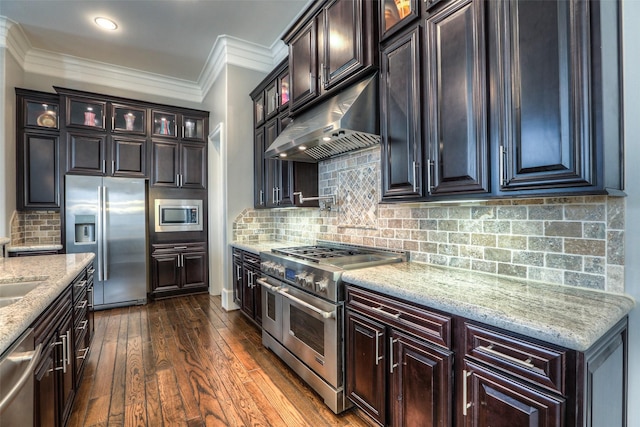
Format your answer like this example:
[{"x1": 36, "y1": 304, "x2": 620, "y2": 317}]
[
  {"x1": 84, "y1": 111, "x2": 96, "y2": 126},
  {"x1": 124, "y1": 113, "x2": 136, "y2": 131}
]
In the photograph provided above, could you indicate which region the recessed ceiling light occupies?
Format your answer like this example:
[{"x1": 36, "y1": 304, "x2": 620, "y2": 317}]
[{"x1": 94, "y1": 17, "x2": 118, "y2": 31}]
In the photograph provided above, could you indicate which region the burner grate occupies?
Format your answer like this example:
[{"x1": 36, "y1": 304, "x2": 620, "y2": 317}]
[{"x1": 272, "y1": 245, "x2": 374, "y2": 263}]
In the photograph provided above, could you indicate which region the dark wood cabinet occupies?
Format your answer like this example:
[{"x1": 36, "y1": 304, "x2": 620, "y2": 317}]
[
  {"x1": 15, "y1": 89, "x2": 61, "y2": 210},
  {"x1": 425, "y1": 0, "x2": 489, "y2": 196},
  {"x1": 345, "y1": 310, "x2": 387, "y2": 425},
  {"x1": 379, "y1": 0, "x2": 622, "y2": 202},
  {"x1": 345, "y1": 286, "x2": 453, "y2": 427},
  {"x1": 391, "y1": 330, "x2": 452, "y2": 427},
  {"x1": 110, "y1": 136, "x2": 147, "y2": 177},
  {"x1": 285, "y1": 0, "x2": 377, "y2": 113},
  {"x1": 345, "y1": 283, "x2": 629, "y2": 427},
  {"x1": 463, "y1": 359, "x2": 565, "y2": 427},
  {"x1": 66, "y1": 131, "x2": 107, "y2": 175},
  {"x1": 251, "y1": 61, "x2": 319, "y2": 209},
  {"x1": 150, "y1": 242, "x2": 208, "y2": 298},
  {"x1": 151, "y1": 139, "x2": 205, "y2": 189},
  {"x1": 380, "y1": 26, "x2": 423, "y2": 200},
  {"x1": 34, "y1": 288, "x2": 73, "y2": 427},
  {"x1": 232, "y1": 248, "x2": 262, "y2": 326},
  {"x1": 32, "y1": 265, "x2": 92, "y2": 427},
  {"x1": 289, "y1": 18, "x2": 318, "y2": 110},
  {"x1": 491, "y1": 0, "x2": 593, "y2": 193}
]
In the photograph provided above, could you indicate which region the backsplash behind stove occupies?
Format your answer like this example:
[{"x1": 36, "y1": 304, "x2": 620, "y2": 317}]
[{"x1": 234, "y1": 147, "x2": 626, "y2": 293}]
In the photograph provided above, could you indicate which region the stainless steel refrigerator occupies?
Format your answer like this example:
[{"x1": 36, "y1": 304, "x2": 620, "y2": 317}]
[{"x1": 65, "y1": 175, "x2": 147, "y2": 309}]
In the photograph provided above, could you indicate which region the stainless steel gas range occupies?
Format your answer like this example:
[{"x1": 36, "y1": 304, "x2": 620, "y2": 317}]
[{"x1": 258, "y1": 241, "x2": 408, "y2": 413}]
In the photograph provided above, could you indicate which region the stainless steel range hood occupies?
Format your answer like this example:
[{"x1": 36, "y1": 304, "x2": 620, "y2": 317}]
[{"x1": 265, "y1": 73, "x2": 379, "y2": 163}]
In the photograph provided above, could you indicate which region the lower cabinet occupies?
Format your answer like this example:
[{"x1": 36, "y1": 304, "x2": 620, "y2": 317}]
[
  {"x1": 345, "y1": 286, "x2": 453, "y2": 426},
  {"x1": 345, "y1": 284, "x2": 628, "y2": 427},
  {"x1": 232, "y1": 248, "x2": 262, "y2": 325},
  {"x1": 150, "y1": 242, "x2": 208, "y2": 298},
  {"x1": 33, "y1": 265, "x2": 93, "y2": 427}
]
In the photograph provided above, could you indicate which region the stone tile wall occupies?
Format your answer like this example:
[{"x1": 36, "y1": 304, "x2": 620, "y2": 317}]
[
  {"x1": 10, "y1": 211, "x2": 62, "y2": 245},
  {"x1": 233, "y1": 147, "x2": 626, "y2": 293}
]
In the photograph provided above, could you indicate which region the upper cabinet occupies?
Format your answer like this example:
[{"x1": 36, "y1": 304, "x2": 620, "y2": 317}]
[
  {"x1": 284, "y1": 0, "x2": 377, "y2": 114},
  {"x1": 251, "y1": 60, "x2": 319, "y2": 209},
  {"x1": 54, "y1": 87, "x2": 208, "y2": 187},
  {"x1": 380, "y1": 0, "x2": 623, "y2": 203},
  {"x1": 15, "y1": 89, "x2": 61, "y2": 210},
  {"x1": 491, "y1": 0, "x2": 595, "y2": 193}
]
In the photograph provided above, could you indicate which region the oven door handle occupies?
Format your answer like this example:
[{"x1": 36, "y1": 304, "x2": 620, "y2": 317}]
[
  {"x1": 278, "y1": 288, "x2": 336, "y2": 319},
  {"x1": 256, "y1": 277, "x2": 280, "y2": 292}
]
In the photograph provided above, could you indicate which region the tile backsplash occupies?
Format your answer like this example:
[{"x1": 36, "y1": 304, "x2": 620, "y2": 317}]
[
  {"x1": 233, "y1": 147, "x2": 625, "y2": 293},
  {"x1": 10, "y1": 211, "x2": 62, "y2": 245}
]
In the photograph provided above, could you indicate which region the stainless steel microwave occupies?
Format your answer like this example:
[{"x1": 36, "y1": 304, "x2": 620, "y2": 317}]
[{"x1": 154, "y1": 199, "x2": 203, "y2": 232}]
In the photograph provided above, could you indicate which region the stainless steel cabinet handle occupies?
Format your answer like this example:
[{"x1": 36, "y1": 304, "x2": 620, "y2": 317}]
[
  {"x1": 463, "y1": 369, "x2": 472, "y2": 416},
  {"x1": 389, "y1": 337, "x2": 398, "y2": 373},
  {"x1": 309, "y1": 72, "x2": 313, "y2": 90},
  {"x1": 500, "y1": 145, "x2": 507, "y2": 186},
  {"x1": 102, "y1": 160, "x2": 106, "y2": 174},
  {"x1": 87, "y1": 287, "x2": 94, "y2": 309},
  {"x1": 320, "y1": 63, "x2": 324, "y2": 87},
  {"x1": 66, "y1": 330, "x2": 72, "y2": 366},
  {"x1": 412, "y1": 161, "x2": 420, "y2": 193},
  {"x1": 259, "y1": 189, "x2": 264, "y2": 205},
  {"x1": 54, "y1": 334, "x2": 67, "y2": 373},
  {"x1": 375, "y1": 332, "x2": 383, "y2": 366},
  {"x1": 173, "y1": 246, "x2": 188, "y2": 250},
  {"x1": 371, "y1": 305, "x2": 401, "y2": 319},
  {"x1": 76, "y1": 300, "x2": 88, "y2": 310},
  {"x1": 111, "y1": 160, "x2": 115, "y2": 175},
  {"x1": 111, "y1": 116, "x2": 115, "y2": 130},
  {"x1": 77, "y1": 347, "x2": 90, "y2": 361},
  {"x1": 477, "y1": 344, "x2": 535, "y2": 368},
  {"x1": 427, "y1": 159, "x2": 434, "y2": 193},
  {"x1": 74, "y1": 280, "x2": 87, "y2": 289},
  {"x1": 0, "y1": 342, "x2": 43, "y2": 413},
  {"x1": 176, "y1": 174, "x2": 180, "y2": 187},
  {"x1": 272, "y1": 187, "x2": 276, "y2": 205},
  {"x1": 79, "y1": 320, "x2": 89, "y2": 330},
  {"x1": 236, "y1": 265, "x2": 242, "y2": 281}
]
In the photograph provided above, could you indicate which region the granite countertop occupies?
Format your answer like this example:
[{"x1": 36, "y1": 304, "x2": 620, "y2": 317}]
[
  {"x1": 343, "y1": 262, "x2": 635, "y2": 352},
  {"x1": 230, "y1": 240, "x2": 298, "y2": 255},
  {"x1": 6, "y1": 243, "x2": 64, "y2": 253},
  {"x1": 0, "y1": 253, "x2": 95, "y2": 355}
]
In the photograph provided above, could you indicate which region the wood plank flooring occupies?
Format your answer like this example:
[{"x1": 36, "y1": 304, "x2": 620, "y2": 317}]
[{"x1": 68, "y1": 294, "x2": 373, "y2": 427}]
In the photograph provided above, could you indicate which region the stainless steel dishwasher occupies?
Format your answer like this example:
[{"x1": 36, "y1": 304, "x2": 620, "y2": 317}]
[{"x1": 0, "y1": 329, "x2": 42, "y2": 426}]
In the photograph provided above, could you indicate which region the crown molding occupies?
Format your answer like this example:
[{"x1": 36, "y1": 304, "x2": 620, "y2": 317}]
[
  {"x1": 0, "y1": 16, "x2": 30, "y2": 67},
  {"x1": 2, "y1": 20, "x2": 286, "y2": 104},
  {"x1": 23, "y1": 48, "x2": 203, "y2": 102},
  {"x1": 199, "y1": 35, "x2": 275, "y2": 97}
]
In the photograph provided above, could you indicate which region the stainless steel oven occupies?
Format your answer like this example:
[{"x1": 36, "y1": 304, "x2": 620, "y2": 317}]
[
  {"x1": 259, "y1": 276, "x2": 341, "y2": 388},
  {"x1": 259, "y1": 242, "x2": 407, "y2": 414}
]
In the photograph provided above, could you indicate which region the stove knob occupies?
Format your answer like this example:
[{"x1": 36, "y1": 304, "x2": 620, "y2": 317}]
[
  {"x1": 295, "y1": 273, "x2": 307, "y2": 285},
  {"x1": 315, "y1": 278, "x2": 329, "y2": 293},
  {"x1": 303, "y1": 274, "x2": 315, "y2": 289}
]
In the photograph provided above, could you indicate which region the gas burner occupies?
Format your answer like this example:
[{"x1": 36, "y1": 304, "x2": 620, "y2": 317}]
[{"x1": 272, "y1": 245, "x2": 376, "y2": 263}]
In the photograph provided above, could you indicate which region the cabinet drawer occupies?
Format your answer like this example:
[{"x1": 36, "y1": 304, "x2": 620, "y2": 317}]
[
  {"x1": 464, "y1": 322, "x2": 566, "y2": 394},
  {"x1": 346, "y1": 286, "x2": 451, "y2": 349}
]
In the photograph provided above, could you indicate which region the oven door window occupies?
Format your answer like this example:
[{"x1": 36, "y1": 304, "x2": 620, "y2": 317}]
[
  {"x1": 281, "y1": 287, "x2": 340, "y2": 388},
  {"x1": 290, "y1": 305, "x2": 325, "y2": 355}
]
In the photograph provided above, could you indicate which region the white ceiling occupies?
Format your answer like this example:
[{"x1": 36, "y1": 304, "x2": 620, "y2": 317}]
[{"x1": 0, "y1": 0, "x2": 310, "y2": 82}]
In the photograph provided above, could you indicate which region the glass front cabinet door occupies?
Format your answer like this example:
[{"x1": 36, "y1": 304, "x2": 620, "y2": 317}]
[
  {"x1": 112, "y1": 104, "x2": 146, "y2": 134},
  {"x1": 152, "y1": 111, "x2": 177, "y2": 137},
  {"x1": 66, "y1": 98, "x2": 106, "y2": 130}
]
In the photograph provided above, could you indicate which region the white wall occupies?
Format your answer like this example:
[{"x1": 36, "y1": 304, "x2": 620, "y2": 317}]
[
  {"x1": 0, "y1": 46, "x2": 23, "y2": 237},
  {"x1": 623, "y1": 1, "x2": 640, "y2": 425}
]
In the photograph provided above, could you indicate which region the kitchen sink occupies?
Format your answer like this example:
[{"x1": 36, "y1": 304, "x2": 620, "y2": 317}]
[{"x1": 0, "y1": 279, "x2": 46, "y2": 308}]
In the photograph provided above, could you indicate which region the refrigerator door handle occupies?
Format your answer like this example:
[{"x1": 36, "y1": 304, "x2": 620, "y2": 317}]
[
  {"x1": 97, "y1": 186, "x2": 104, "y2": 282},
  {"x1": 102, "y1": 186, "x2": 109, "y2": 281}
]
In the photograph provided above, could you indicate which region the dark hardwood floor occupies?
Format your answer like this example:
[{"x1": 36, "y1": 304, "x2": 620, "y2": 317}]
[{"x1": 68, "y1": 294, "x2": 373, "y2": 427}]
